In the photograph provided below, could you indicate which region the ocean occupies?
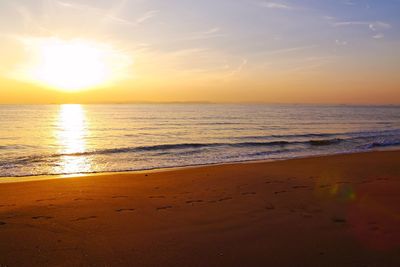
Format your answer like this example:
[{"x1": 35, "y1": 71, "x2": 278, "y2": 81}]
[{"x1": 0, "y1": 104, "x2": 399, "y2": 178}]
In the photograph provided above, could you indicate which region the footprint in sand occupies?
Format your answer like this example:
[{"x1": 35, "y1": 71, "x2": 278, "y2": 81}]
[
  {"x1": 0, "y1": 204, "x2": 16, "y2": 208},
  {"x1": 32, "y1": 216, "x2": 53, "y2": 220},
  {"x1": 331, "y1": 217, "x2": 346, "y2": 223},
  {"x1": 242, "y1": 192, "x2": 256, "y2": 196},
  {"x1": 115, "y1": 208, "x2": 135, "y2": 212},
  {"x1": 149, "y1": 196, "x2": 166, "y2": 199},
  {"x1": 36, "y1": 198, "x2": 57, "y2": 202},
  {"x1": 179, "y1": 192, "x2": 192, "y2": 195},
  {"x1": 265, "y1": 204, "x2": 275, "y2": 210},
  {"x1": 376, "y1": 178, "x2": 389, "y2": 181},
  {"x1": 186, "y1": 200, "x2": 203, "y2": 204},
  {"x1": 311, "y1": 208, "x2": 323, "y2": 213},
  {"x1": 218, "y1": 197, "x2": 233, "y2": 202},
  {"x1": 73, "y1": 216, "x2": 97, "y2": 221},
  {"x1": 156, "y1": 206, "x2": 173, "y2": 210},
  {"x1": 302, "y1": 213, "x2": 313, "y2": 218},
  {"x1": 292, "y1": 185, "x2": 310, "y2": 189}
]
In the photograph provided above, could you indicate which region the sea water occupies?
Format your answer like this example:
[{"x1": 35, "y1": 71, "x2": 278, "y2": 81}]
[{"x1": 0, "y1": 104, "x2": 399, "y2": 177}]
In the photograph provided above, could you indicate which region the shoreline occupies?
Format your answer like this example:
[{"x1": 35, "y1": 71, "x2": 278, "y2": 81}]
[{"x1": 1, "y1": 148, "x2": 399, "y2": 183}]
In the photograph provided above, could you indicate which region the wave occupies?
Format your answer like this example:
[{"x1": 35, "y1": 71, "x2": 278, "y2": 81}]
[
  {"x1": 61, "y1": 140, "x2": 314, "y2": 156},
  {"x1": 0, "y1": 144, "x2": 36, "y2": 150},
  {"x1": 345, "y1": 128, "x2": 400, "y2": 138},
  {"x1": 53, "y1": 141, "x2": 292, "y2": 157},
  {"x1": 366, "y1": 140, "x2": 400, "y2": 149},
  {"x1": 239, "y1": 128, "x2": 400, "y2": 141},
  {"x1": 272, "y1": 133, "x2": 336, "y2": 138},
  {"x1": 1, "y1": 138, "x2": 342, "y2": 166},
  {"x1": 2, "y1": 128, "x2": 399, "y2": 172},
  {"x1": 309, "y1": 139, "x2": 342, "y2": 146},
  {"x1": 2, "y1": 136, "x2": 399, "y2": 178}
]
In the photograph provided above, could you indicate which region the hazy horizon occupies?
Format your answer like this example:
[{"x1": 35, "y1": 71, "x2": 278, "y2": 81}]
[{"x1": 1, "y1": 101, "x2": 400, "y2": 106}]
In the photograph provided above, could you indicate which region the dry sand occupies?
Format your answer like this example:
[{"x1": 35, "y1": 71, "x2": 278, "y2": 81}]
[{"x1": 0, "y1": 150, "x2": 399, "y2": 266}]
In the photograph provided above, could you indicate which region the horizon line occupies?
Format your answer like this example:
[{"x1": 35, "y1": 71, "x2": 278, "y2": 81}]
[{"x1": 0, "y1": 101, "x2": 399, "y2": 106}]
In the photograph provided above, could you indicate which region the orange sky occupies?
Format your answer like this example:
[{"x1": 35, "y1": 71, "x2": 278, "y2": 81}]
[{"x1": 0, "y1": 0, "x2": 399, "y2": 104}]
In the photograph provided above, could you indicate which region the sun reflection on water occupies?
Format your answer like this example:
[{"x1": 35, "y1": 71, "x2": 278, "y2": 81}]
[{"x1": 55, "y1": 104, "x2": 92, "y2": 175}]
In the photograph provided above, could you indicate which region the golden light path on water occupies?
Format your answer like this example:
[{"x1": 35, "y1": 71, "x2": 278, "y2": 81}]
[{"x1": 55, "y1": 104, "x2": 92, "y2": 175}]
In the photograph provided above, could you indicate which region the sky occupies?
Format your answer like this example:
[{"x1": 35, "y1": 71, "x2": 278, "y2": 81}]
[{"x1": 0, "y1": 0, "x2": 399, "y2": 104}]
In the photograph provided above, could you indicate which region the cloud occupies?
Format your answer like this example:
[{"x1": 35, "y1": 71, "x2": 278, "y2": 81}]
[
  {"x1": 335, "y1": 39, "x2": 347, "y2": 46},
  {"x1": 225, "y1": 58, "x2": 248, "y2": 78},
  {"x1": 11, "y1": 3, "x2": 54, "y2": 35},
  {"x1": 263, "y1": 45, "x2": 317, "y2": 55},
  {"x1": 333, "y1": 21, "x2": 391, "y2": 40},
  {"x1": 286, "y1": 56, "x2": 335, "y2": 72},
  {"x1": 56, "y1": 1, "x2": 159, "y2": 27},
  {"x1": 334, "y1": 21, "x2": 368, "y2": 27},
  {"x1": 333, "y1": 21, "x2": 391, "y2": 32},
  {"x1": 202, "y1": 27, "x2": 221, "y2": 35},
  {"x1": 135, "y1": 10, "x2": 160, "y2": 24},
  {"x1": 259, "y1": 1, "x2": 293, "y2": 10},
  {"x1": 344, "y1": 1, "x2": 356, "y2": 6},
  {"x1": 56, "y1": 0, "x2": 136, "y2": 26},
  {"x1": 373, "y1": 33, "x2": 384, "y2": 39},
  {"x1": 368, "y1": 21, "x2": 391, "y2": 31},
  {"x1": 184, "y1": 27, "x2": 227, "y2": 41}
]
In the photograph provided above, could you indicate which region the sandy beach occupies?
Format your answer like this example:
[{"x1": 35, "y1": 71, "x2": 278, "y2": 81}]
[{"x1": 0, "y1": 150, "x2": 399, "y2": 266}]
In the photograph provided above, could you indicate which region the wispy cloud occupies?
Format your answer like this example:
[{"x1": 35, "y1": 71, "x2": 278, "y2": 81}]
[
  {"x1": 368, "y1": 21, "x2": 391, "y2": 31},
  {"x1": 333, "y1": 21, "x2": 391, "y2": 31},
  {"x1": 334, "y1": 21, "x2": 368, "y2": 27},
  {"x1": 56, "y1": 1, "x2": 159, "y2": 27},
  {"x1": 263, "y1": 45, "x2": 317, "y2": 55},
  {"x1": 184, "y1": 27, "x2": 227, "y2": 41},
  {"x1": 259, "y1": 1, "x2": 293, "y2": 9},
  {"x1": 344, "y1": 0, "x2": 356, "y2": 6},
  {"x1": 11, "y1": 3, "x2": 54, "y2": 35},
  {"x1": 335, "y1": 39, "x2": 347, "y2": 46},
  {"x1": 225, "y1": 58, "x2": 248, "y2": 78},
  {"x1": 135, "y1": 10, "x2": 160, "y2": 25},
  {"x1": 286, "y1": 56, "x2": 335, "y2": 72},
  {"x1": 202, "y1": 27, "x2": 221, "y2": 35},
  {"x1": 333, "y1": 20, "x2": 391, "y2": 39},
  {"x1": 373, "y1": 33, "x2": 384, "y2": 39},
  {"x1": 56, "y1": 0, "x2": 134, "y2": 26}
]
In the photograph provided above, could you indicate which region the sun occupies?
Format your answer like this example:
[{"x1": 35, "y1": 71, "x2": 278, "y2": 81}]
[
  {"x1": 14, "y1": 37, "x2": 132, "y2": 91},
  {"x1": 34, "y1": 39, "x2": 110, "y2": 91}
]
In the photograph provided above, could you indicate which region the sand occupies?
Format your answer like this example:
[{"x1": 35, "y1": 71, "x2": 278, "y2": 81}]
[{"x1": 0, "y1": 150, "x2": 399, "y2": 266}]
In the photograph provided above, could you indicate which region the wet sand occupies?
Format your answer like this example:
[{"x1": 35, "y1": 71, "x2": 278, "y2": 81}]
[{"x1": 0, "y1": 150, "x2": 399, "y2": 266}]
